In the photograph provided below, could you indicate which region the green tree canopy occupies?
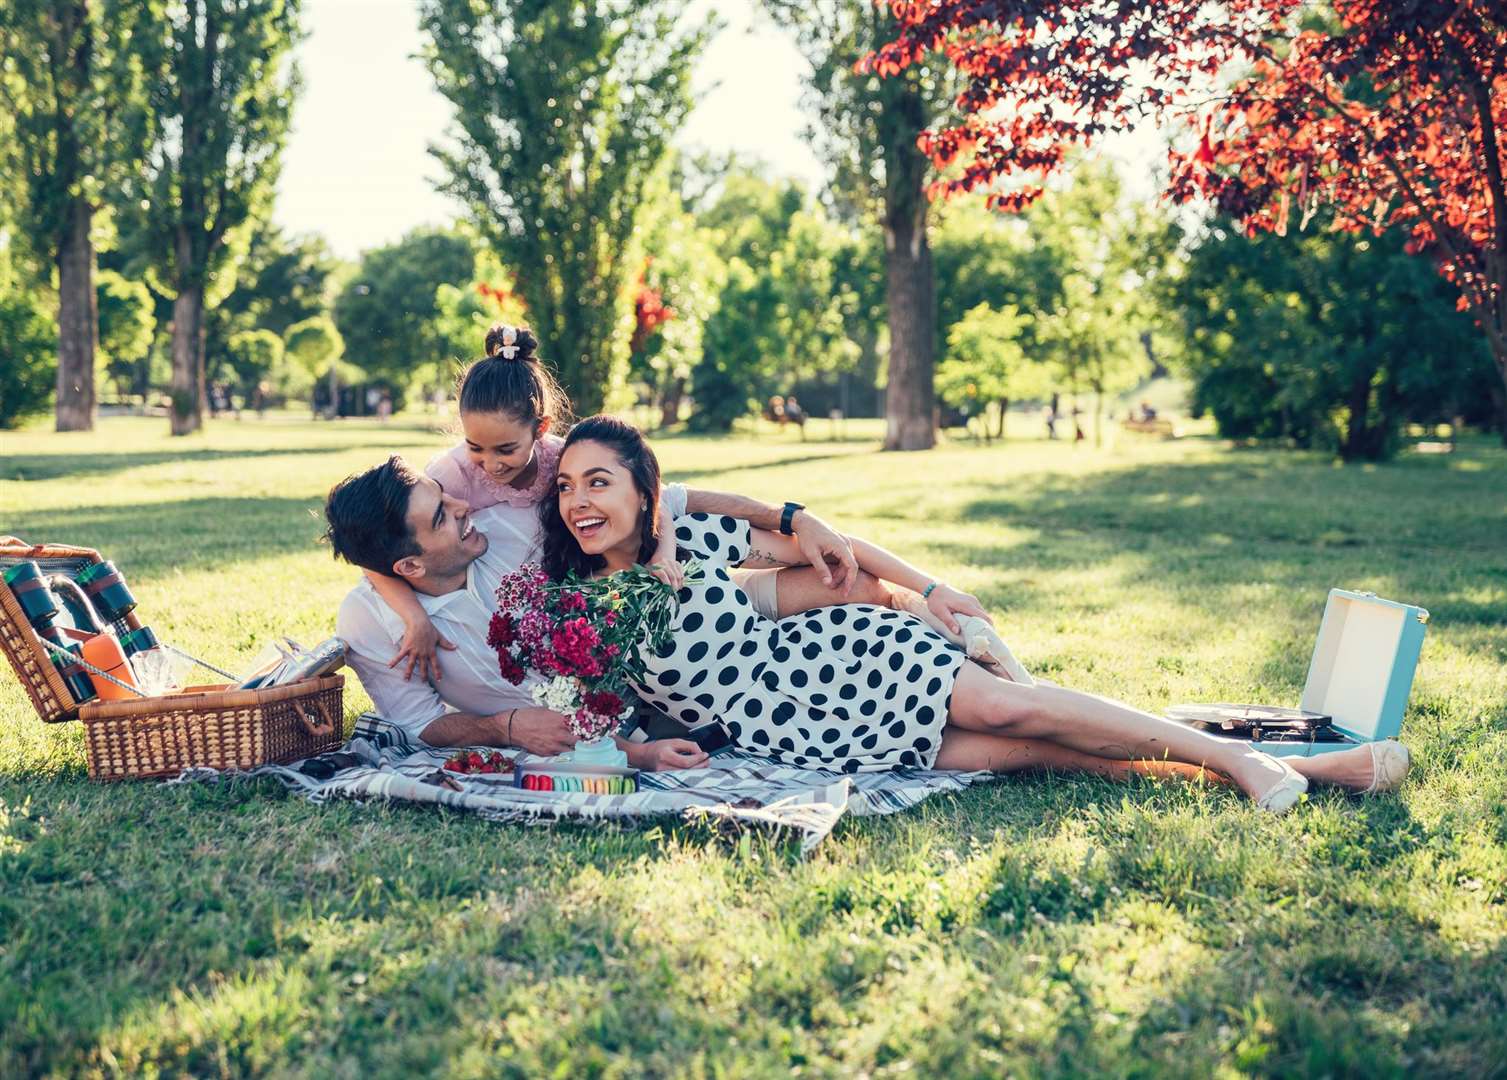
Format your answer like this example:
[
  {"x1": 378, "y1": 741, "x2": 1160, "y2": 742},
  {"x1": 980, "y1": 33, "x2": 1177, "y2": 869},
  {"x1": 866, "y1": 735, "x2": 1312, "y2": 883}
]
[
  {"x1": 0, "y1": 0, "x2": 153, "y2": 430},
  {"x1": 0, "y1": 256, "x2": 56, "y2": 428},
  {"x1": 691, "y1": 173, "x2": 861, "y2": 431},
  {"x1": 122, "y1": 0, "x2": 304, "y2": 434},
  {"x1": 761, "y1": 0, "x2": 954, "y2": 450},
  {"x1": 937, "y1": 303, "x2": 1039, "y2": 440},
  {"x1": 206, "y1": 225, "x2": 338, "y2": 381},
  {"x1": 420, "y1": 0, "x2": 711, "y2": 415},
  {"x1": 95, "y1": 271, "x2": 154, "y2": 398},
  {"x1": 1172, "y1": 220, "x2": 1497, "y2": 461},
  {"x1": 332, "y1": 227, "x2": 475, "y2": 398},
  {"x1": 225, "y1": 328, "x2": 285, "y2": 400}
]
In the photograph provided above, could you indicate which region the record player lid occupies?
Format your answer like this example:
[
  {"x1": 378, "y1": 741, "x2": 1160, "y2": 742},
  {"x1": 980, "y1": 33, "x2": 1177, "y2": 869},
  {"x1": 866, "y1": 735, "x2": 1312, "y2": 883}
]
[{"x1": 1299, "y1": 590, "x2": 1428, "y2": 742}]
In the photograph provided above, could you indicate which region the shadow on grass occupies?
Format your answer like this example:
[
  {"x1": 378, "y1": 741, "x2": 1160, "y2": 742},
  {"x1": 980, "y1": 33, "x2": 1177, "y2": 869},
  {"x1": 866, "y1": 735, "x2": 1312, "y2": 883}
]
[
  {"x1": 6, "y1": 496, "x2": 328, "y2": 578},
  {"x1": 0, "y1": 445, "x2": 373, "y2": 484},
  {"x1": 663, "y1": 448, "x2": 879, "y2": 485}
]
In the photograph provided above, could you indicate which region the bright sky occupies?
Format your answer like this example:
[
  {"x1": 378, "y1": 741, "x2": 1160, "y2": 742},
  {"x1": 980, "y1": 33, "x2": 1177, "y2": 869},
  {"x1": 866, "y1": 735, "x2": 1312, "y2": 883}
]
[
  {"x1": 275, "y1": 0, "x2": 1167, "y2": 260},
  {"x1": 274, "y1": 0, "x2": 823, "y2": 259}
]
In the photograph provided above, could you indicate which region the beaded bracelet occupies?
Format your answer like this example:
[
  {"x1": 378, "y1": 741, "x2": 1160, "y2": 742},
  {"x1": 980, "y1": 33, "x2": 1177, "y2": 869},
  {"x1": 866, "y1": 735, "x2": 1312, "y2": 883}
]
[{"x1": 922, "y1": 581, "x2": 939, "y2": 599}]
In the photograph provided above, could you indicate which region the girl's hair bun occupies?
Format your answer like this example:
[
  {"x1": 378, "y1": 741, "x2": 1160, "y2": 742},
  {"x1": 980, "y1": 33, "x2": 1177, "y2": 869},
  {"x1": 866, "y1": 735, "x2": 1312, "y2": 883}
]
[
  {"x1": 460, "y1": 323, "x2": 568, "y2": 428},
  {"x1": 485, "y1": 323, "x2": 539, "y2": 362}
]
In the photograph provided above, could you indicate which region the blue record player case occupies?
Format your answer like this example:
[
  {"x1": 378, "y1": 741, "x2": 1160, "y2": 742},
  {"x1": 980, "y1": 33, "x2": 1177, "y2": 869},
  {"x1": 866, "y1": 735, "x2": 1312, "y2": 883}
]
[{"x1": 1268, "y1": 589, "x2": 1430, "y2": 757}]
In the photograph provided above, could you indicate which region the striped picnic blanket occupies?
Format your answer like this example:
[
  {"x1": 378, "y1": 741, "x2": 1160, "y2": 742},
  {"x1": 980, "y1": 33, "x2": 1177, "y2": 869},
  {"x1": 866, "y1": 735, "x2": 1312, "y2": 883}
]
[{"x1": 171, "y1": 713, "x2": 996, "y2": 854}]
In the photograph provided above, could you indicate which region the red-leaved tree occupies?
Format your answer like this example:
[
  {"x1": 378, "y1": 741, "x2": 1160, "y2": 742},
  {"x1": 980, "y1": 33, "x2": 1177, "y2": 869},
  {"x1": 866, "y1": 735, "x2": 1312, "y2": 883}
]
[{"x1": 867, "y1": 1, "x2": 1507, "y2": 441}]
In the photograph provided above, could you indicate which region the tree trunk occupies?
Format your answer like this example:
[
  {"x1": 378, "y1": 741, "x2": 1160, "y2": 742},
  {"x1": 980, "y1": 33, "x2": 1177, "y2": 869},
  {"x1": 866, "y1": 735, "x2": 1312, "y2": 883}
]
[
  {"x1": 327, "y1": 365, "x2": 340, "y2": 419},
  {"x1": 660, "y1": 374, "x2": 686, "y2": 428},
  {"x1": 882, "y1": 208, "x2": 935, "y2": 450},
  {"x1": 1341, "y1": 371, "x2": 1374, "y2": 461},
  {"x1": 995, "y1": 397, "x2": 1008, "y2": 440},
  {"x1": 1487, "y1": 369, "x2": 1507, "y2": 447},
  {"x1": 878, "y1": 50, "x2": 935, "y2": 452},
  {"x1": 55, "y1": 196, "x2": 97, "y2": 432},
  {"x1": 170, "y1": 284, "x2": 205, "y2": 436}
]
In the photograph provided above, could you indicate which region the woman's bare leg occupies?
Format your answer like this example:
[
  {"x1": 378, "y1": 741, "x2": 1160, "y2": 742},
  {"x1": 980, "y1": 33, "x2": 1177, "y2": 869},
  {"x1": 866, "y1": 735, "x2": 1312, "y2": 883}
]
[
  {"x1": 937, "y1": 726, "x2": 1399, "y2": 794},
  {"x1": 934, "y1": 727, "x2": 1225, "y2": 784},
  {"x1": 767, "y1": 565, "x2": 891, "y2": 618},
  {"x1": 945, "y1": 663, "x2": 1298, "y2": 804}
]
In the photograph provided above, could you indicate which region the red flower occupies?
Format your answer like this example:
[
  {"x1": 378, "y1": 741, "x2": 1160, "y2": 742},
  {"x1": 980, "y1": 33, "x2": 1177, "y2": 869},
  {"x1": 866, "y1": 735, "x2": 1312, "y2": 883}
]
[
  {"x1": 582, "y1": 689, "x2": 624, "y2": 718},
  {"x1": 487, "y1": 612, "x2": 516, "y2": 650},
  {"x1": 560, "y1": 590, "x2": 587, "y2": 613},
  {"x1": 497, "y1": 651, "x2": 527, "y2": 685}
]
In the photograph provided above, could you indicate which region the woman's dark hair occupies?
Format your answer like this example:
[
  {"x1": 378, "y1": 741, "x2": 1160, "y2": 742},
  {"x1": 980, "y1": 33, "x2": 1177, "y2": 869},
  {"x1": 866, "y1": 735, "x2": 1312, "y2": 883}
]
[
  {"x1": 454, "y1": 323, "x2": 570, "y2": 430},
  {"x1": 541, "y1": 415, "x2": 662, "y2": 581}
]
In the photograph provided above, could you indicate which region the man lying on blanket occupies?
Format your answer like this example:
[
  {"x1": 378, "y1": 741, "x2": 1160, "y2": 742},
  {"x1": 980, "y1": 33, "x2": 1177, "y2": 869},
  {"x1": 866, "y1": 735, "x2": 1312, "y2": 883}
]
[{"x1": 323, "y1": 455, "x2": 987, "y2": 770}]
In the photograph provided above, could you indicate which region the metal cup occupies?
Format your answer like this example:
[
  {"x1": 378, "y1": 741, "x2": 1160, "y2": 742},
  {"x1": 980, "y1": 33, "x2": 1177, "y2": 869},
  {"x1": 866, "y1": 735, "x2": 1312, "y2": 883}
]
[
  {"x1": 75, "y1": 560, "x2": 137, "y2": 623},
  {"x1": 3, "y1": 561, "x2": 61, "y2": 627}
]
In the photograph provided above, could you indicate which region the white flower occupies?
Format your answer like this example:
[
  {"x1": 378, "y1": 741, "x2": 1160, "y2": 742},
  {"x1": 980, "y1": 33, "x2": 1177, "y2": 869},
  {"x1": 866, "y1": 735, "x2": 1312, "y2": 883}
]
[{"x1": 531, "y1": 675, "x2": 581, "y2": 714}]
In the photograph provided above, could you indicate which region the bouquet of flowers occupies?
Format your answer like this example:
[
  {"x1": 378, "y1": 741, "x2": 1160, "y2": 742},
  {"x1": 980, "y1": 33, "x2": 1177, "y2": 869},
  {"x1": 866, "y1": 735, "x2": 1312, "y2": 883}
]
[{"x1": 487, "y1": 561, "x2": 701, "y2": 742}]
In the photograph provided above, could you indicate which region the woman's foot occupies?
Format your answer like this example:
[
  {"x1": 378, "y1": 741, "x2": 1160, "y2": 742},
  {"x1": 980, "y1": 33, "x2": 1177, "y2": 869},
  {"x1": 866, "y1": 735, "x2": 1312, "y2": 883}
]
[
  {"x1": 1247, "y1": 753, "x2": 1308, "y2": 814},
  {"x1": 1289, "y1": 740, "x2": 1411, "y2": 793}
]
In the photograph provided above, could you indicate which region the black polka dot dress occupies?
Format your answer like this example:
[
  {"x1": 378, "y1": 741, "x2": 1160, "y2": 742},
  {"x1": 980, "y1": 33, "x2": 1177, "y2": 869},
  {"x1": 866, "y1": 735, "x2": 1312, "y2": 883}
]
[{"x1": 630, "y1": 513, "x2": 963, "y2": 773}]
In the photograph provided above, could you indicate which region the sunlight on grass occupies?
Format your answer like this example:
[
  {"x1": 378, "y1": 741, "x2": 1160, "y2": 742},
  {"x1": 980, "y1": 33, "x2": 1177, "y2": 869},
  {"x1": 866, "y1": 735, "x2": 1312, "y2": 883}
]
[{"x1": 0, "y1": 416, "x2": 1503, "y2": 1075}]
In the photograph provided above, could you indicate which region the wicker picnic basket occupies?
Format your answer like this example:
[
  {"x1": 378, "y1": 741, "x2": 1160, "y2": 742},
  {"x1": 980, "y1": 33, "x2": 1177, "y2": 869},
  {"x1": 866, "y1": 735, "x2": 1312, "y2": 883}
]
[{"x1": 1, "y1": 536, "x2": 344, "y2": 780}]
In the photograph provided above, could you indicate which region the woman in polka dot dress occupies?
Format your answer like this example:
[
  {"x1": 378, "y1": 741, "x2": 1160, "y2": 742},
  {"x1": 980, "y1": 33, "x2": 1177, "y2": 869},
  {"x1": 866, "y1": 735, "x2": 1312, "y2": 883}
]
[
  {"x1": 653, "y1": 514, "x2": 958, "y2": 772},
  {"x1": 541, "y1": 417, "x2": 1319, "y2": 813}
]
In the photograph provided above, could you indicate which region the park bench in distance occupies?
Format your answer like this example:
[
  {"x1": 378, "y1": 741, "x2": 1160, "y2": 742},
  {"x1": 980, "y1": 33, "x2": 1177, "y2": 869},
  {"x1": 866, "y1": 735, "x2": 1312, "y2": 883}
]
[{"x1": 1121, "y1": 417, "x2": 1178, "y2": 437}]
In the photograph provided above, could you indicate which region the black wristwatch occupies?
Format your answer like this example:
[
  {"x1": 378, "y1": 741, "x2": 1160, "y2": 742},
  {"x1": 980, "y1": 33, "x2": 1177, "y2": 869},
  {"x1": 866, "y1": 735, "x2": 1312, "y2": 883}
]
[{"x1": 779, "y1": 501, "x2": 805, "y2": 536}]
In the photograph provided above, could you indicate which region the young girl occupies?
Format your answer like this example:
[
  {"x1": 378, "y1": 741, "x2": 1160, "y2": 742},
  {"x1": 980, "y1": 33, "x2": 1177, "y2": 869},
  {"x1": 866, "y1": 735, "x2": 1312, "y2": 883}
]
[{"x1": 369, "y1": 325, "x2": 678, "y2": 681}]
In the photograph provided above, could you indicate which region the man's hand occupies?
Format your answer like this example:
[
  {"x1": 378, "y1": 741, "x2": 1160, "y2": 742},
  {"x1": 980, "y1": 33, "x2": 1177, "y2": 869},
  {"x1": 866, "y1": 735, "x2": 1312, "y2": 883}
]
[
  {"x1": 925, "y1": 584, "x2": 992, "y2": 635},
  {"x1": 630, "y1": 738, "x2": 710, "y2": 771},
  {"x1": 791, "y1": 510, "x2": 858, "y2": 596},
  {"x1": 390, "y1": 617, "x2": 456, "y2": 683},
  {"x1": 507, "y1": 707, "x2": 576, "y2": 756}
]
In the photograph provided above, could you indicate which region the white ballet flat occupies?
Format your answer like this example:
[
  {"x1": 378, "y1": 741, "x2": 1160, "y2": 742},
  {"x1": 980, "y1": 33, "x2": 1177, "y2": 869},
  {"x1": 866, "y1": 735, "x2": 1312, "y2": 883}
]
[
  {"x1": 1362, "y1": 740, "x2": 1411, "y2": 794},
  {"x1": 1254, "y1": 756, "x2": 1309, "y2": 815},
  {"x1": 889, "y1": 588, "x2": 1036, "y2": 685}
]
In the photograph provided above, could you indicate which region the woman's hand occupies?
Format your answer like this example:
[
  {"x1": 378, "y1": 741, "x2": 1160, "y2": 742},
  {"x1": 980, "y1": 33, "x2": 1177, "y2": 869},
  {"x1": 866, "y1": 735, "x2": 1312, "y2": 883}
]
[
  {"x1": 631, "y1": 738, "x2": 710, "y2": 771},
  {"x1": 648, "y1": 559, "x2": 685, "y2": 590},
  {"x1": 389, "y1": 615, "x2": 456, "y2": 683},
  {"x1": 648, "y1": 529, "x2": 685, "y2": 589},
  {"x1": 925, "y1": 584, "x2": 993, "y2": 635}
]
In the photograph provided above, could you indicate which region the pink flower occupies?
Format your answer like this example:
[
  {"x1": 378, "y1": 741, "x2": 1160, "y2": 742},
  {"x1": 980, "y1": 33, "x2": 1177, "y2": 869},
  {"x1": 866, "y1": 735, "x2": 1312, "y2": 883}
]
[{"x1": 550, "y1": 617, "x2": 603, "y2": 679}]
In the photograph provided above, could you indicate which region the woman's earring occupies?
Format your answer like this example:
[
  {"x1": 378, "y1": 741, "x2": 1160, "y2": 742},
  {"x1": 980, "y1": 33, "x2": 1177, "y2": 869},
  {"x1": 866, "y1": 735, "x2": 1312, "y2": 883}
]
[{"x1": 641, "y1": 500, "x2": 648, "y2": 511}]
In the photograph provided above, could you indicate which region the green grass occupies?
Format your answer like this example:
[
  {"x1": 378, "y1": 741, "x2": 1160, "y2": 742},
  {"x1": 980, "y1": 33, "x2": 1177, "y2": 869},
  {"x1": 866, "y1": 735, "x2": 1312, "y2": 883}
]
[{"x1": 1, "y1": 416, "x2": 1504, "y2": 1078}]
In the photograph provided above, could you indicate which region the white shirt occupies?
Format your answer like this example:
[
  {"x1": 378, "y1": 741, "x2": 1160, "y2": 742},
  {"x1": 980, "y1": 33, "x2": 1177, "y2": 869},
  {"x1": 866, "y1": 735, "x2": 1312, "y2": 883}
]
[{"x1": 337, "y1": 485, "x2": 688, "y2": 743}]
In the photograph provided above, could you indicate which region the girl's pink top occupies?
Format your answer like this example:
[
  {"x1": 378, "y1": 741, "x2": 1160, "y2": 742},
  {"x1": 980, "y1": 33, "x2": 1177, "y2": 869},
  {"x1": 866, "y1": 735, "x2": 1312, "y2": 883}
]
[{"x1": 425, "y1": 433, "x2": 565, "y2": 511}]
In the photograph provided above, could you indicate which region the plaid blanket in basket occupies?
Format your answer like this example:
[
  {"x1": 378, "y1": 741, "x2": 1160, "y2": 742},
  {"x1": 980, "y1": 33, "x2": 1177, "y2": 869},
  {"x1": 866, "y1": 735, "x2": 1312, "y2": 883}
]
[{"x1": 170, "y1": 713, "x2": 997, "y2": 854}]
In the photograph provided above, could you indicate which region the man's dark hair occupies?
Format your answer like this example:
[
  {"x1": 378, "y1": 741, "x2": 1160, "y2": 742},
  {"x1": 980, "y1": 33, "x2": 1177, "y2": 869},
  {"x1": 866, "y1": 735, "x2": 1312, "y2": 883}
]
[{"x1": 323, "y1": 455, "x2": 424, "y2": 576}]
